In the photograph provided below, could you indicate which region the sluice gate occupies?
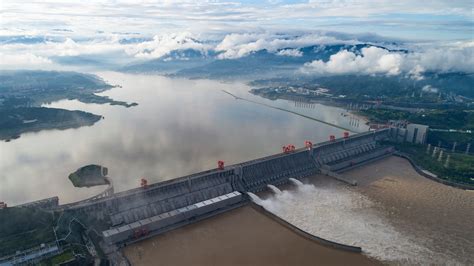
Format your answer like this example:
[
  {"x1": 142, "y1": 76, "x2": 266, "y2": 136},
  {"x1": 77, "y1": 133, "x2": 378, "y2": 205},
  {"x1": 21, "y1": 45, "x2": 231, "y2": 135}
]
[{"x1": 27, "y1": 129, "x2": 394, "y2": 247}]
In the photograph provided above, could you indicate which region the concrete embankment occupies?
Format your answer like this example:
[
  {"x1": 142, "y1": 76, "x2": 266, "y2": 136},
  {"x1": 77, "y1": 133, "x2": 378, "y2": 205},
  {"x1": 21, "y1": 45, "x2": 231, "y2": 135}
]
[{"x1": 393, "y1": 152, "x2": 474, "y2": 190}]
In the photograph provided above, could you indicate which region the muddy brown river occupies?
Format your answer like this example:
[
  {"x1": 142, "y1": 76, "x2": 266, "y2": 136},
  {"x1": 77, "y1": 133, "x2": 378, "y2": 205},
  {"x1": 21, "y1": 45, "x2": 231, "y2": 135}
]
[
  {"x1": 123, "y1": 205, "x2": 379, "y2": 266},
  {"x1": 124, "y1": 156, "x2": 473, "y2": 265}
]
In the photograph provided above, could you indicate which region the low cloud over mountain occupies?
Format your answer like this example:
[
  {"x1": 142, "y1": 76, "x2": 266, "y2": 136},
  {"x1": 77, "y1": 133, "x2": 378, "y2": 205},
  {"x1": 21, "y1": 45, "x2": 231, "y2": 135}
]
[{"x1": 302, "y1": 42, "x2": 474, "y2": 78}]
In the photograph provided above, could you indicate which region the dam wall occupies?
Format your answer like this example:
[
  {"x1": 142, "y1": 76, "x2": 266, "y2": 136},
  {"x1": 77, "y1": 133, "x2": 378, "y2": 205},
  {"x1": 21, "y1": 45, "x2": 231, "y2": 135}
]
[
  {"x1": 103, "y1": 192, "x2": 244, "y2": 245},
  {"x1": 47, "y1": 129, "x2": 393, "y2": 246},
  {"x1": 240, "y1": 150, "x2": 319, "y2": 192},
  {"x1": 15, "y1": 196, "x2": 59, "y2": 209},
  {"x1": 326, "y1": 146, "x2": 394, "y2": 172},
  {"x1": 60, "y1": 168, "x2": 239, "y2": 226}
]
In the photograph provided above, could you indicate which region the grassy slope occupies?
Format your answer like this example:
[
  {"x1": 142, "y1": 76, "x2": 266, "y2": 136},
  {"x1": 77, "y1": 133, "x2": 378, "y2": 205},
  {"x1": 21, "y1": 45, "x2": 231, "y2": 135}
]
[
  {"x1": 0, "y1": 208, "x2": 56, "y2": 257},
  {"x1": 393, "y1": 142, "x2": 474, "y2": 184}
]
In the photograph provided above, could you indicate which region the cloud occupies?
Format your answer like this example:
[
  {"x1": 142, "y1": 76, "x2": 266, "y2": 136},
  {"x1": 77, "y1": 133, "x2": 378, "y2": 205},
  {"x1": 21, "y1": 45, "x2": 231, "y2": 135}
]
[
  {"x1": 422, "y1": 85, "x2": 439, "y2": 93},
  {"x1": 294, "y1": 0, "x2": 472, "y2": 17},
  {"x1": 0, "y1": 28, "x2": 472, "y2": 76},
  {"x1": 216, "y1": 33, "x2": 349, "y2": 59},
  {"x1": 303, "y1": 47, "x2": 403, "y2": 76},
  {"x1": 0, "y1": 32, "x2": 215, "y2": 69},
  {"x1": 410, "y1": 41, "x2": 474, "y2": 73},
  {"x1": 277, "y1": 49, "x2": 303, "y2": 57},
  {"x1": 125, "y1": 32, "x2": 212, "y2": 59},
  {"x1": 302, "y1": 41, "x2": 474, "y2": 77},
  {"x1": 0, "y1": 37, "x2": 124, "y2": 57},
  {"x1": 0, "y1": 0, "x2": 472, "y2": 44},
  {"x1": 0, "y1": 53, "x2": 53, "y2": 69}
]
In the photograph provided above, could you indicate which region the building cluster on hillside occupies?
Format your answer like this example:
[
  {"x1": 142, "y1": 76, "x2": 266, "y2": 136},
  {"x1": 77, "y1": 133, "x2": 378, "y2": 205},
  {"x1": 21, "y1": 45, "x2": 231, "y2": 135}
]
[{"x1": 271, "y1": 86, "x2": 334, "y2": 97}]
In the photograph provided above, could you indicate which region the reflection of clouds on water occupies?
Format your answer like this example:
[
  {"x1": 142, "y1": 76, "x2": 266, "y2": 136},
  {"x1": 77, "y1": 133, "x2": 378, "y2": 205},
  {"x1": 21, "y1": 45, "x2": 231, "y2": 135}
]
[
  {"x1": 1, "y1": 73, "x2": 351, "y2": 205},
  {"x1": 256, "y1": 182, "x2": 459, "y2": 264}
]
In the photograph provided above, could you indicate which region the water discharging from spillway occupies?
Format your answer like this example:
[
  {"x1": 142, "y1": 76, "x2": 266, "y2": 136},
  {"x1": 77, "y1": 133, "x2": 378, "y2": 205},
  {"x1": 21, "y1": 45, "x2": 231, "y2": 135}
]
[
  {"x1": 289, "y1": 178, "x2": 303, "y2": 186},
  {"x1": 247, "y1": 192, "x2": 263, "y2": 205},
  {"x1": 266, "y1": 184, "x2": 282, "y2": 194},
  {"x1": 251, "y1": 180, "x2": 459, "y2": 264}
]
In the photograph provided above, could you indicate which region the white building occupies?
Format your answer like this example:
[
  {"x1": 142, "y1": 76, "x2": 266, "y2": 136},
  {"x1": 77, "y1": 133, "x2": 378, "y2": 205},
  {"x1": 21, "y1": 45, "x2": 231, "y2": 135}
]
[{"x1": 406, "y1": 123, "x2": 429, "y2": 144}]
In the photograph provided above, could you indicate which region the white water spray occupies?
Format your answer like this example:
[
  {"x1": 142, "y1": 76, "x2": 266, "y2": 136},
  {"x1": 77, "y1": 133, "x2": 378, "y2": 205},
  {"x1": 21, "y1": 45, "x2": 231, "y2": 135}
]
[
  {"x1": 253, "y1": 181, "x2": 457, "y2": 264},
  {"x1": 267, "y1": 184, "x2": 282, "y2": 194},
  {"x1": 289, "y1": 178, "x2": 303, "y2": 186},
  {"x1": 247, "y1": 192, "x2": 263, "y2": 205}
]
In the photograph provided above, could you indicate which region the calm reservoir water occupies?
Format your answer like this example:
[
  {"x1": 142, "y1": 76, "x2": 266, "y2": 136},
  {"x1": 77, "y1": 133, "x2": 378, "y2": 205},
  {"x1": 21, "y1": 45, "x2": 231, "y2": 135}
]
[{"x1": 0, "y1": 72, "x2": 365, "y2": 205}]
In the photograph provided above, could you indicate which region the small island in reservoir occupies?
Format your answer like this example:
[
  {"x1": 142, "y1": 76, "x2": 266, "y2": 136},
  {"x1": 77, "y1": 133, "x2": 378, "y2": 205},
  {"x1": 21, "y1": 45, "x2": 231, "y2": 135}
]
[{"x1": 69, "y1": 164, "x2": 110, "y2": 188}]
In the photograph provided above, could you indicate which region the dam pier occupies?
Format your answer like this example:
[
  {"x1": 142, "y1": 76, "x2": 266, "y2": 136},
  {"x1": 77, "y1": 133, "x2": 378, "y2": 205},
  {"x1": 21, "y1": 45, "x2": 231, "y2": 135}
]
[{"x1": 10, "y1": 128, "x2": 395, "y2": 259}]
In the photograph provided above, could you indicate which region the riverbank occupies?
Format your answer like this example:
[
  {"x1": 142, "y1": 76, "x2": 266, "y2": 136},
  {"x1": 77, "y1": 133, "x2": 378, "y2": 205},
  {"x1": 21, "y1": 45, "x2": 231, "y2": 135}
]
[
  {"x1": 0, "y1": 107, "x2": 102, "y2": 141},
  {"x1": 389, "y1": 141, "x2": 474, "y2": 185},
  {"x1": 0, "y1": 71, "x2": 138, "y2": 142},
  {"x1": 344, "y1": 156, "x2": 474, "y2": 264},
  {"x1": 123, "y1": 205, "x2": 379, "y2": 266}
]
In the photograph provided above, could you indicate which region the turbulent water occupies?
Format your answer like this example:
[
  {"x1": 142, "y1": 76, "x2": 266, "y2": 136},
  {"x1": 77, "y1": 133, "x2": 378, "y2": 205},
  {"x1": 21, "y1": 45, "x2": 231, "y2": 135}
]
[{"x1": 252, "y1": 180, "x2": 461, "y2": 264}]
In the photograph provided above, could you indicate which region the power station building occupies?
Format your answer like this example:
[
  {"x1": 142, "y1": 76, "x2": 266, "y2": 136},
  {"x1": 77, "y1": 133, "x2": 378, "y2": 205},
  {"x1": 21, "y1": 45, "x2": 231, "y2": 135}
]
[{"x1": 406, "y1": 123, "x2": 429, "y2": 144}]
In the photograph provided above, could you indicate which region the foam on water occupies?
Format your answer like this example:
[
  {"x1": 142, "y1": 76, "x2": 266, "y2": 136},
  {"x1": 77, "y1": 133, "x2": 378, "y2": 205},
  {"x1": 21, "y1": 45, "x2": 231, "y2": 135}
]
[{"x1": 256, "y1": 182, "x2": 459, "y2": 264}]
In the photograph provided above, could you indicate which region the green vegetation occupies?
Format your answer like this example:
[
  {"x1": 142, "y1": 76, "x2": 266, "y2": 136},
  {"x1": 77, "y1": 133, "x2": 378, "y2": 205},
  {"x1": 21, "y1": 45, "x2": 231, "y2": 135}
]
[
  {"x1": 392, "y1": 142, "x2": 474, "y2": 185},
  {"x1": 427, "y1": 131, "x2": 473, "y2": 151},
  {"x1": 360, "y1": 109, "x2": 474, "y2": 130},
  {"x1": 69, "y1": 164, "x2": 109, "y2": 187},
  {"x1": 250, "y1": 72, "x2": 474, "y2": 100},
  {"x1": 0, "y1": 206, "x2": 105, "y2": 261},
  {"x1": 307, "y1": 73, "x2": 474, "y2": 100},
  {"x1": 39, "y1": 250, "x2": 75, "y2": 266},
  {"x1": 0, "y1": 107, "x2": 101, "y2": 141},
  {"x1": 0, "y1": 70, "x2": 137, "y2": 141},
  {"x1": 0, "y1": 70, "x2": 138, "y2": 108},
  {"x1": 0, "y1": 207, "x2": 56, "y2": 257}
]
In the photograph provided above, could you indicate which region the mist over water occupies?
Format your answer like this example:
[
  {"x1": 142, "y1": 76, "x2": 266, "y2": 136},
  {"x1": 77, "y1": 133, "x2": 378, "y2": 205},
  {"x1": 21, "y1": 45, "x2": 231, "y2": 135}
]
[{"x1": 252, "y1": 181, "x2": 460, "y2": 264}]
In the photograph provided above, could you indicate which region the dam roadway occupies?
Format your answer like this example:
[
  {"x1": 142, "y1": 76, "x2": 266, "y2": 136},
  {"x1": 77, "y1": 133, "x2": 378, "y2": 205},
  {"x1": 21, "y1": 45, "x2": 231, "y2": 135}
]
[{"x1": 22, "y1": 128, "x2": 395, "y2": 253}]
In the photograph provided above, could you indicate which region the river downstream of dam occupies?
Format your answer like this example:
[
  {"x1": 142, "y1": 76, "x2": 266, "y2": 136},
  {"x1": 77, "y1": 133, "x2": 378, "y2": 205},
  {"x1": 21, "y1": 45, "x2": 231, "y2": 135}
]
[
  {"x1": 252, "y1": 156, "x2": 474, "y2": 265},
  {"x1": 125, "y1": 156, "x2": 474, "y2": 265}
]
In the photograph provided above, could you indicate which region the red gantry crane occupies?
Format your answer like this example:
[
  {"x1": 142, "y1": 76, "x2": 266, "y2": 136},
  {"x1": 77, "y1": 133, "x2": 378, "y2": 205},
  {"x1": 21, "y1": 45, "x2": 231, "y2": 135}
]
[
  {"x1": 282, "y1": 144, "x2": 296, "y2": 153},
  {"x1": 140, "y1": 178, "x2": 148, "y2": 189},
  {"x1": 343, "y1": 131, "x2": 350, "y2": 139},
  {"x1": 218, "y1": 160, "x2": 225, "y2": 170}
]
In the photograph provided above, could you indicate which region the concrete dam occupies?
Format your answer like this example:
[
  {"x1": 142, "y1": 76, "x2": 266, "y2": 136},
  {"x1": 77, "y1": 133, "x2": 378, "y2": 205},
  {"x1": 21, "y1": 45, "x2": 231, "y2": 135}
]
[{"x1": 24, "y1": 129, "x2": 394, "y2": 250}]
